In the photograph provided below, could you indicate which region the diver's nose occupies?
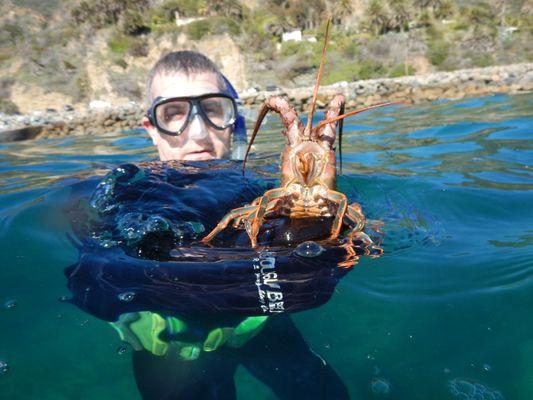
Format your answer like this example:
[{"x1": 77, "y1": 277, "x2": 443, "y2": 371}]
[{"x1": 187, "y1": 112, "x2": 209, "y2": 141}]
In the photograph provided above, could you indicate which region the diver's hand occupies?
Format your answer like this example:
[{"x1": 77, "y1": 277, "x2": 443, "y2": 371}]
[{"x1": 110, "y1": 311, "x2": 268, "y2": 360}]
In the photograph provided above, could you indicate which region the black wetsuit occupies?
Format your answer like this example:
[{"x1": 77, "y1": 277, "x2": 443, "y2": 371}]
[
  {"x1": 64, "y1": 164, "x2": 353, "y2": 399},
  {"x1": 132, "y1": 315, "x2": 349, "y2": 400}
]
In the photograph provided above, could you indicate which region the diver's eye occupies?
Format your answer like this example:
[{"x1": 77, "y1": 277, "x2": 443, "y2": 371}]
[
  {"x1": 202, "y1": 100, "x2": 223, "y2": 116},
  {"x1": 163, "y1": 104, "x2": 188, "y2": 122}
]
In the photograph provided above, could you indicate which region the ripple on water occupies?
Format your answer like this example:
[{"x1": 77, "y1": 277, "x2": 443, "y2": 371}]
[
  {"x1": 407, "y1": 122, "x2": 494, "y2": 140},
  {"x1": 394, "y1": 142, "x2": 483, "y2": 158},
  {"x1": 488, "y1": 148, "x2": 533, "y2": 166},
  {"x1": 487, "y1": 118, "x2": 533, "y2": 140},
  {"x1": 470, "y1": 171, "x2": 533, "y2": 186}
]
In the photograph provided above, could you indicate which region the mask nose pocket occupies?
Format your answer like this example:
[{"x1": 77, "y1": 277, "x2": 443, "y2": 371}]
[{"x1": 187, "y1": 105, "x2": 209, "y2": 140}]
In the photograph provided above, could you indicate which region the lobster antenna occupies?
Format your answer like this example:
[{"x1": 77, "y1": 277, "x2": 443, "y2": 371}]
[
  {"x1": 305, "y1": 18, "x2": 332, "y2": 134},
  {"x1": 314, "y1": 101, "x2": 404, "y2": 132},
  {"x1": 242, "y1": 103, "x2": 271, "y2": 175},
  {"x1": 338, "y1": 102, "x2": 345, "y2": 175}
]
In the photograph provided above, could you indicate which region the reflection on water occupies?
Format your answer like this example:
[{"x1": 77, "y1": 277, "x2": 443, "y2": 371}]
[
  {"x1": 0, "y1": 93, "x2": 532, "y2": 399},
  {"x1": 63, "y1": 161, "x2": 380, "y2": 321}
]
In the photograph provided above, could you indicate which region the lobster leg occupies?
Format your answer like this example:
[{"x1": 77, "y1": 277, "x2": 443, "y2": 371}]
[
  {"x1": 232, "y1": 197, "x2": 261, "y2": 228},
  {"x1": 345, "y1": 203, "x2": 373, "y2": 245},
  {"x1": 345, "y1": 203, "x2": 366, "y2": 233},
  {"x1": 248, "y1": 188, "x2": 287, "y2": 247},
  {"x1": 344, "y1": 204, "x2": 383, "y2": 256},
  {"x1": 201, "y1": 205, "x2": 258, "y2": 244},
  {"x1": 324, "y1": 190, "x2": 349, "y2": 240},
  {"x1": 337, "y1": 204, "x2": 366, "y2": 268}
]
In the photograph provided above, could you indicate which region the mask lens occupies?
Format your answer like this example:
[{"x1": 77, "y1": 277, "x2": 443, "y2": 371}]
[
  {"x1": 200, "y1": 96, "x2": 235, "y2": 128},
  {"x1": 155, "y1": 100, "x2": 191, "y2": 134}
]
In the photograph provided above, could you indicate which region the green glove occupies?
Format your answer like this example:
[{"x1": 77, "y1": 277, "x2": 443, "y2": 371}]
[{"x1": 111, "y1": 312, "x2": 269, "y2": 360}]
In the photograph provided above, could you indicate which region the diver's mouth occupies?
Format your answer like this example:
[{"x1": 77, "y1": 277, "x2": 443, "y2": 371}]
[{"x1": 185, "y1": 151, "x2": 215, "y2": 161}]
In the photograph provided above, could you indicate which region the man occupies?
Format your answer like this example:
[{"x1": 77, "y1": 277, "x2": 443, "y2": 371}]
[
  {"x1": 116, "y1": 50, "x2": 349, "y2": 399},
  {"x1": 142, "y1": 51, "x2": 243, "y2": 161}
]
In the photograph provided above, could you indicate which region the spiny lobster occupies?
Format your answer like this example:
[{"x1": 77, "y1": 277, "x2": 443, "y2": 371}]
[{"x1": 202, "y1": 19, "x2": 400, "y2": 251}]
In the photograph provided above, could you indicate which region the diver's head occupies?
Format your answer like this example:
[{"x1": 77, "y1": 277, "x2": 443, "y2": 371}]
[{"x1": 143, "y1": 51, "x2": 245, "y2": 161}]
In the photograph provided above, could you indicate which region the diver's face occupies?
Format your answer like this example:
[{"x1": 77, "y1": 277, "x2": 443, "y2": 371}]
[{"x1": 143, "y1": 72, "x2": 232, "y2": 161}]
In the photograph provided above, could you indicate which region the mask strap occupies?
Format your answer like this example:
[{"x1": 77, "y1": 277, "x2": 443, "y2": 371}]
[{"x1": 222, "y1": 75, "x2": 247, "y2": 160}]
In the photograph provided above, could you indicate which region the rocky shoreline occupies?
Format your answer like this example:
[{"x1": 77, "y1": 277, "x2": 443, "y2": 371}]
[{"x1": 1, "y1": 63, "x2": 532, "y2": 142}]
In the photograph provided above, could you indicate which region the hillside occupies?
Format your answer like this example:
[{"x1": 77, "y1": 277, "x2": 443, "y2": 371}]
[{"x1": 0, "y1": 0, "x2": 531, "y2": 113}]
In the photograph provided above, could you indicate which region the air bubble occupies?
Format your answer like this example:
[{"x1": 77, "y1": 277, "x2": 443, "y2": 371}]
[
  {"x1": 0, "y1": 360, "x2": 8, "y2": 375},
  {"x1": 3, "y1": 299, "x2": 17, "y2": 309},
  {"x1": 187, "y1": 222, "x2": 205, "y2": 235},
  {"x1": 99, "y1": 239, "x2": 117, "y2": 248},
  {"x1": 117, "y1": 213, "x2": 145, "y2": 242},
  {"x1": 145, "y1": 215, "x2": 171, "y2": 232},
  {"x1": 294, "y1": 241, "x2": 325, "y2": 258},
  {"x1": 58, "y1": 295, "x2": 70, "y2": 302},
  {"x1": 118, "y1": 292, "x2": 136, "y2": 302},
  {"x1": 370, "y1": 377, "x2": 391, "y2": 395},
  {"x1": 115, "y1": 164, "x2": 144, "y2": 186}
]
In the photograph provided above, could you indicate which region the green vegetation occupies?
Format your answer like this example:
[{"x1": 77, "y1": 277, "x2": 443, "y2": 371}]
[
  {"x1": 389, "y1": 63, "x2": 415, "y2": 77},
  {"x1": 0, "y1": 99, "x2": 19, "y2": 114},
  {"x1": 470, "y1": 53, "x2": 494, "y2": 68},
  {"x1": 427, "y1": 38, "x2": 450, "y2": 66},
  {"x1": 108, "y1": 33, "x2": 133, "y2": 54},
  {"x1": 0, "y1": 77, "x2": 19, "y2": 113},
  {"x1": 91, "y1": 0, "x2": 530, "y2": 85},
  {"x1": 2, "y1": 0, "x2": 531, "y2": 107},
  {"x1": 71, "y1": 0, "x2": 150, "y2": 34},
  {"x1": 186, "y1": 20, "x2": 211, "y2": 40},
  {"x1": 1, "y1": 23, "x2": 25, "y2": 46}
]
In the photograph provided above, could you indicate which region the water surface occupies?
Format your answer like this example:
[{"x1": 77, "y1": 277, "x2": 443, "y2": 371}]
[{"x1": 0, "y1": 93, "x2": 532, "y2": 399}]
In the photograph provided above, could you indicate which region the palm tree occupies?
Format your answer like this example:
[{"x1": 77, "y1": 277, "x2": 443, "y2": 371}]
[
  {"x1": 326, "y1": 0, "x2": 352, "y2": 25},
  {"x1": 388, "y1": 0, "x2": 412, "y2": 32},
  {"x1": 208, "y1": 0, "x2": 244, "y2": 19},
  {"x1": 365, "y1": 0, "x2": 389, "y2": 35}
]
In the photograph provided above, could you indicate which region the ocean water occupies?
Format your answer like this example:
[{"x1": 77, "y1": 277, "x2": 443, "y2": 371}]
[{"x1": 0, "y1": 93, "x2": 531, "y2": 399}]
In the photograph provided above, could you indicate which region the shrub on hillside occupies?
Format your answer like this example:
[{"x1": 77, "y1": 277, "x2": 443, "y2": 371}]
[
  {"x1": 427, "y1": 38, "x2": 450, "y2": 67},
  {"x1": 71, "y1": 0, "x2": 150, "y2": 31},
  {"x1": 389, "y1": 63, "x2": 414, "y2": 77},
  {"x1": 186, "y1": 20, "x2": 211, "y2": 40},
  {"x1": 239, "y1": 10, "x2": 279, "y2": 53},
  {"x1": 0, "y1": 23, "x2": 24, "y2": 46},
  {"x1": 108, "y1": 33, "x2": 133, "y2": 53},
  {"x1": 155, "y1": 0, "x2": 207, "y2": 22},
  {"x1": 466, "y1": 5, "x2": 497, "y2": 27},
  {"x1": 0, "y1": 99, "x2": 19, "y2": 114},
  {"x1": 121, "y1": 10, "x2": 150, "y2": 35},
  {"x1": 470, "y1": 53, "x2": 493, "y2": 68}
]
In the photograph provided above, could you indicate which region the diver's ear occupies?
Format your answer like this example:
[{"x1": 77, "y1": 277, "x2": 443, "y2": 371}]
[{"x1": 142, "y1": 116, "x2": 160, "y2": 146}]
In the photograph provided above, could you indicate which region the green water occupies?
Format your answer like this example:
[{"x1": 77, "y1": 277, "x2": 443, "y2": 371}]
[{"x1": 0, "y1": 94, "x2": 532, "y2": 399}]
